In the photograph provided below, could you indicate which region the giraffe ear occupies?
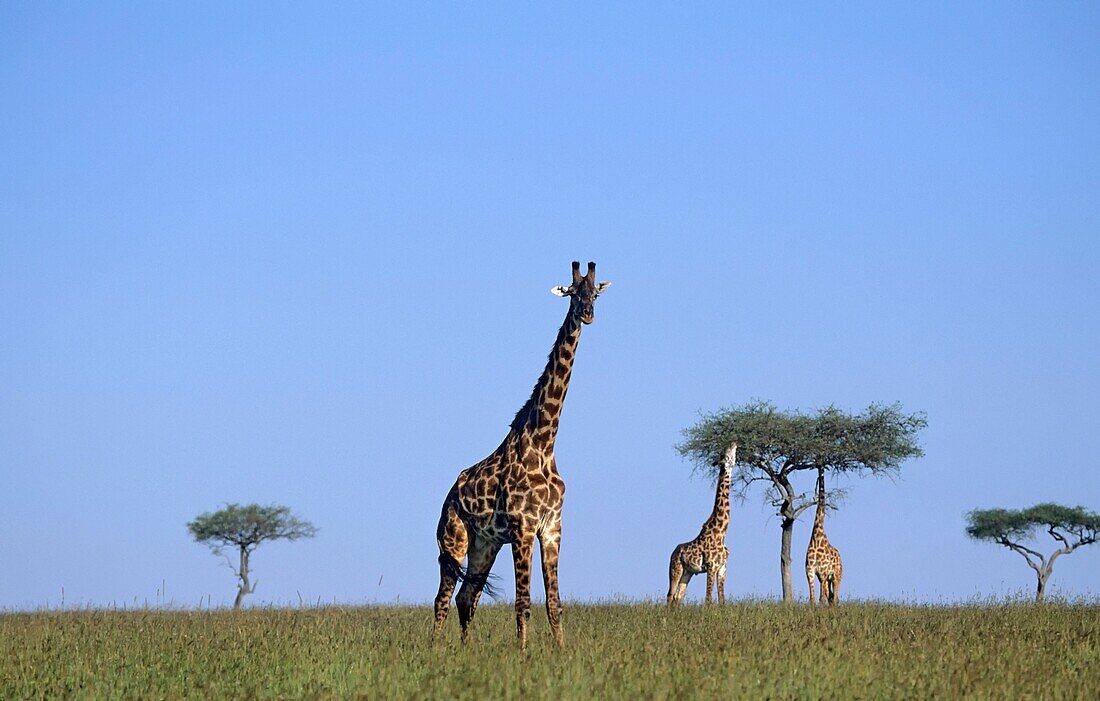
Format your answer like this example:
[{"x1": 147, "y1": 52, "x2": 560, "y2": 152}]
[
  {"x1": 595, "y1": 281, "x2": 612, "y2": 294},
  {"x1": 551, "y1": 286, "x2": 571, "y2": 297}
]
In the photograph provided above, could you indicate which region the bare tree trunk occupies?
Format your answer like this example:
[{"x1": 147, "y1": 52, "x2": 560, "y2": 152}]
[
  {"x1": 234, "y1": 545, "x2": 252, "y2": 609},
  {"x1": 780, "y1": 514, "x2": 794, "y2": 603},
  {"x1": 1036, "y1": 547, "x2": 1072, "y2": 604},
  {"x1": 774, "y1": 474, "x2": 799, "y2": 604},
  {"x1": 1036, "y1": 569, "x2": 1052, "y2": 603}
]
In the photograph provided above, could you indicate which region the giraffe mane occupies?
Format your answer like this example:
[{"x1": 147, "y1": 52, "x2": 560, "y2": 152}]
[
  {"x1": 509, "y1": 351, "x2": 556, "y2": 432},
  {"x1": 509, "y1": 309, "x2": 576, "y2": 432},
  {"x1": 509, "y1": 397, "x2": 537, "y2": 431}
]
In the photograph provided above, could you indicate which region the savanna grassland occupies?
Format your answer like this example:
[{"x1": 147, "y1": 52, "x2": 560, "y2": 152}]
[{"x1": 2, "y1": 601, "x2": 1098, "y2": 700}]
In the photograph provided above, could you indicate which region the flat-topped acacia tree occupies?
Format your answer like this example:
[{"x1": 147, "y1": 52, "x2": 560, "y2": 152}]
[
  {"x1": 188, "y1": 503, "x2": 317, "y2": 609},
  {"x1": 966, "y1": 503, "x2": 1099, "y2": 602},
  {"x1": 678, "y1": 400, "x2": 926, "y2": 602}
]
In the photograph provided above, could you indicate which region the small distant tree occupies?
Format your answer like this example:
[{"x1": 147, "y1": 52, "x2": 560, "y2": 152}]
[
  {"x1": 188, "y1": 503, "x2": 317, "y2": 608},
  {"x1": 678, "y1": 400, "x2": 925, "y2": 602},
  {"x1": 966, "y1": 503, "x2": 1099, "y2": 602}
]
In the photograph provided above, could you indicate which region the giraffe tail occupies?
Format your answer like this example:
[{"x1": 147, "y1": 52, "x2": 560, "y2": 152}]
[{"x1": 438, "y1": 552, "x2": 501, "y2": 599}]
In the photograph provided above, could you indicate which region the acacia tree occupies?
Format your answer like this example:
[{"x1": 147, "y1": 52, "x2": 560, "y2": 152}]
[
  {"x1": 188, "y1": 503, "x2": 317, "y2": 608},
  {"x1": 966, "y1": 503, "x2": 1099, "y2": 602},
  {"x1": 678, "y1": 400, "x2": 925, "y2": 602}
]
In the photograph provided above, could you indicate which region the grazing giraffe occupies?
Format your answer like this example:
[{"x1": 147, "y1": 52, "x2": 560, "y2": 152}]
[
  {"x1": 433, "y1": 261, "x2": 610, "y2": 650},
  {"x1": 805, "y1": 467, "x2": 843, "y2": 607},
  {"x1": 667, "y1": 444, "x2": 737, "y2": 606}
]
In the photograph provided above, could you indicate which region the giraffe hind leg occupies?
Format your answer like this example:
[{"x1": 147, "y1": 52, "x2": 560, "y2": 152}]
[
  {"x1": 674, "y1": 572, "x2": 692, "y2": 605},
  {"x1": 667, "y1": 548, "x2": 685, "y2": 606},
  {"x1": 456, "y1": 538, "x2": 502, "y2": 642},
  {"x1": 434, "y1": 553, "x2": 460, "y2": 637},
  {"x1": 433, "y1": 503, "x2": 469, "y2": 639},
  {"x1": 829, "y1": 567, "x2": 842, "y2": 606}
]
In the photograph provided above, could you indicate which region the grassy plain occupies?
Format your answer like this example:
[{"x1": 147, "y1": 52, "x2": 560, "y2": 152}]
[{"x1": 2, "y1": 601, "x2": 1098, "y2": 699}]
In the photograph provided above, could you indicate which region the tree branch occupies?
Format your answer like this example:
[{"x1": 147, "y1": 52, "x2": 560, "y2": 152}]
[
  {"x1": 1047, "y1": 526, "x2": 1071, "y2": 550},
  {"x1": 1070, "y1": 526, "x2": 1097, "y2": 547},
  {"x1": 731, "y1": 475, "x2": 774, "y2": 504},
  {"x1": 998, "y1": 537, "x2": 1046, "y2": 573},
  {"x1": 760, "y1": 464, "x2": 786, "y2": 495},
  {"x1": 220, "y1": 552, "x2": 241, "y2": 578},
  {"x1": 791, "y1": 495, "x2": 816, "y2": 519}
]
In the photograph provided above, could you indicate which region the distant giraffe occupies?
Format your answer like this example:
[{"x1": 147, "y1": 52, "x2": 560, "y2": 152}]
[
  {"x1": 805, "y1": 467, "x2": 843, "y2": 607},
  {"x1": 432, "y1": 261, "x2": 611, "y2": 650},
  {"x1": 667, "y1": 444, "x2": 736, "y2": 606}
]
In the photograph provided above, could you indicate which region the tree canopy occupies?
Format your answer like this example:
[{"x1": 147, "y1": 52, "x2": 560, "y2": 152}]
[
  {"x1": 966, "y1": 504, "x2": 1100, "y2": 542},
  {"x1": 188, "y1": 503, "x2": 318, "y2": 554},
  {"x1": 677, "y1": 400, "x2": 927, "y2": 488}
]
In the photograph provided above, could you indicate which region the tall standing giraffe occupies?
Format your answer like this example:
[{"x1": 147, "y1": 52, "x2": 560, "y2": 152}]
[
  {"x1": 433, "y1": 261, "x2": 610, "y2": 650},
  {"x1": 805, "y1": 467, "x2": 843, "y2": 607},
  {"x1": 667, "y1": 444, "x2": 737, "y2": 606}
]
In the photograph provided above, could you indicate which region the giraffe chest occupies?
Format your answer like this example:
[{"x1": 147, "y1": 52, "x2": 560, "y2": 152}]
[{"x1": 806, "y1": 540, "x2": 840, "y2": 567}]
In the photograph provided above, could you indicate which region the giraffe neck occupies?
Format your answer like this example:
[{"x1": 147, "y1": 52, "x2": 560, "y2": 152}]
[
  {"x1": 811, "y1": 469, "x2": 828, "y2": 541},
  {"x1": 509, "y1": 307, "x2": 582, "y2": 447},
  {"x1": 701, "y1": 466, "x2": 731, "y2": 536}
]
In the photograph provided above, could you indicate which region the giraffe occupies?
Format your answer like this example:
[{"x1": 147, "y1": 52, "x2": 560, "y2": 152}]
[
  {"x1": 432, "y1": 261, "x2": 610, "y2": 650},
  {"x1": 667, "y1": 444, "x2": 736, "y2": 606},
  {"x1": 805, "y1": 467, "x2": 843, "y2": 607}
]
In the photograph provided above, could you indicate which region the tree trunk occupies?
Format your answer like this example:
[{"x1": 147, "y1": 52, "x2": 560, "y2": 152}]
[
  {"x1": 775, "y1": 474, "x2": 798, "y2": 604},
  {"x1": 1036, "y1": 570, "x2": 1050, "y2": 603},
  {"x1": 780, "y1": 515, "x2": 794, "y2": 603},
  {"x1": 234, "y1": 545, "x2": 251, "y2": 609},
  {"x1": 1036, "y1": 547, "x2": 1073, "y2": 604}
]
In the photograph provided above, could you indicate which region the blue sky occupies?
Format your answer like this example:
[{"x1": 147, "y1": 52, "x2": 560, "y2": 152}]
[{"x1": 2, "y1": 2, "x2": 1098, "y2": 609}]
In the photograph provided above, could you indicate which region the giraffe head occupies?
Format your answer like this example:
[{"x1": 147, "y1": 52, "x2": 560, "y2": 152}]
[
  {"x1": 551, "y1": 261, "x2": 611, "y2": 324},
  {"x1": 713, "y1": 443, "x2": 737, "y2": 477}
]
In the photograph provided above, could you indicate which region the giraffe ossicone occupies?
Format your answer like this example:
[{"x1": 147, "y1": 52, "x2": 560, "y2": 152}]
[{"x1": 432, "y1": 260, "x2": 610, "y2": 650}]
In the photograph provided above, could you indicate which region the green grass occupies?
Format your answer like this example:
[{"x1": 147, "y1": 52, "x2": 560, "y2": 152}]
[{"x1": 2, "y1": 601, "x2": 1098, "y2": 699}]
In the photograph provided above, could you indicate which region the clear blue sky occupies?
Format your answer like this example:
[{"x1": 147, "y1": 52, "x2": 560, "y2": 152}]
[{"x1": 2, "y1": 3, "x2": 1098, "y2": 609}]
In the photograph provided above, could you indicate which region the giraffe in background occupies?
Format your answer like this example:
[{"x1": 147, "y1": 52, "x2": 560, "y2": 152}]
[
  {"x1": 805, "y1": 467, "x2": 843, "y2": 607},
  {"x1": 667, "y1": 444, "x2": 737, "y2": 605},
  {"x1": 432, "y1": 261, "x2": 611, "y2": 650}
]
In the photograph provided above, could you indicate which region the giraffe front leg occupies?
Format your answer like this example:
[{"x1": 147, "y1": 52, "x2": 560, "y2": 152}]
[
  {"x1": 716, "y1": 562, "x2": 726, "y2": 604},
  {"x1": 538, "y1": 527, "x2": 564, "y2": 648},
  {"x1": 456, "y1": 538, "x2": 501, "y2": 643},
  {"x1": 512, "y1": 533, "x2": 535, "y2": 651},
  {"x1": 806, "y1": 569, "x2": 817, "y2": 608},
  {"x1": 705, "y1": 569, "x2": 715, "y2": 604}
]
